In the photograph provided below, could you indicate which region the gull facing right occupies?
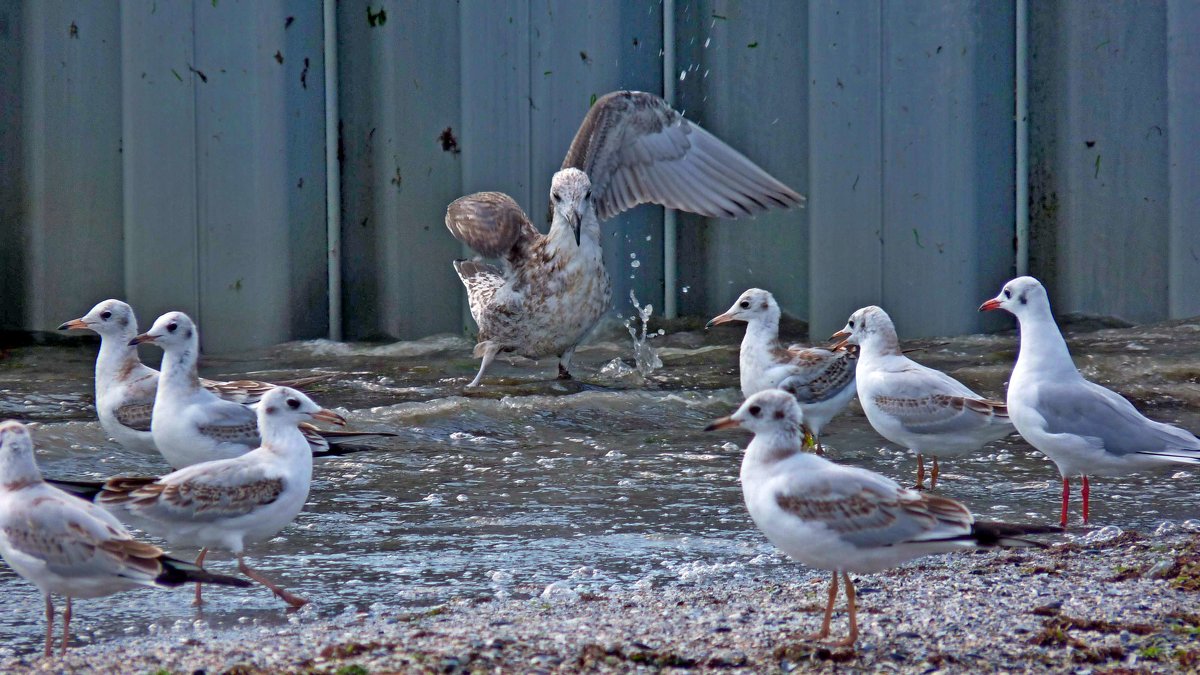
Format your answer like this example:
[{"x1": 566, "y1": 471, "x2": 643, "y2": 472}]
[
  {"x1": 707, "y1": 288, "x2": 856, "y2": 452},
  {"x1": 705, "y1": 390, "x2": 1057, "y2": 648},
  {"x1": 981, "y1": 276, "x2": 1200, "y2": 526},
  {"x1": 447, "y1": 90, "x2": 804, "y2": 387},
  {"x1": 833, "y1": 306, "x2": 1013, "y2": 490}
]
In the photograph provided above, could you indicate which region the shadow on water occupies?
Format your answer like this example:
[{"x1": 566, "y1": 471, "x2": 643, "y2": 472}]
[{"x1": 0, "y1": 315, "x2": 1198, "y2": 655}]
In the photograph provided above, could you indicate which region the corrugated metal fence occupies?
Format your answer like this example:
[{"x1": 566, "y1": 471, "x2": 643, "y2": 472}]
[{"x1": 1, "y1": 0, "x2": 1197, "y2": 352}]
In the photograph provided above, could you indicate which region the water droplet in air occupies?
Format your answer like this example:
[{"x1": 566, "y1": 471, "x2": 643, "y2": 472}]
[
  {"x1": 630, "y1": 260, "x2": 641, "y2": 268},
  {"x1": 679, "y1": 70, "x2": 687, "y2": 81}
]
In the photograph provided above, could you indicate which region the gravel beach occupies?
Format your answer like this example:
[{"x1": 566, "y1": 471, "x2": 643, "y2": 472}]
[{"x1": 4, "y1": 529, "x2": 1200, "y2": 674}]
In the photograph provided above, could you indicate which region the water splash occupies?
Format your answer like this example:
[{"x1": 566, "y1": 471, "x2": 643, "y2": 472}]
[{"x1": 625, "y1": 290, "x2": 663, "y2": 377}]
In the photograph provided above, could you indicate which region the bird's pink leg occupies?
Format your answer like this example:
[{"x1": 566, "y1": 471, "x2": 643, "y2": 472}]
[
  {"x1": 193, "y1": 548, "x2": 208, "y2": 606},
  {"x1": 1060, "y1": 477, "x2": 1070, "y2": 528},
  {"x1": 60, "y1": 597, "x2": 71, "y2": 656},
  {"x1": 1081, "y1": 475, "x2": 1090, "y2": 525},
  {"x1": 43, "y1": 594, "x2": 53, "y2": 658},
  {"x1": 913, "y1": 453, "x2": 927, "y2": 490},
  {"x1": 802, "y1": 573, "x2": 839, "y2": 641},
  {"x1": 830, "y1": 571, "x2": 858, "y2": 648},
  {"x1": 239, "y1": 556, "x2": 308, "y2": 608}
]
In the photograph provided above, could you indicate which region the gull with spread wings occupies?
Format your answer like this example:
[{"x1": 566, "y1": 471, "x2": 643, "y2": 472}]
[
  {"x1": 706, "y1": 390, "x2": 1057, "y2": 647},
  {"x1": 446, "y1": 90, "x2": 804, "y2": 387}
]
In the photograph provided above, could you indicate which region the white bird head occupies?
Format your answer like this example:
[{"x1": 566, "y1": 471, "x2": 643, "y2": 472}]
[
  {"x1": 980, "y1": 276, "x2": 1049, "y2": 317},
  {"x1": 256, "y1": 387, "x2": 345, "y2": 429},
  {"x1": 831, "y1": 305, "x2": 894, "y2": 350},
  {"x1": 706, "y1": 288, "x2": 779, "y2": 329},
  {"x1": 58, "y1": 299, "x2": 138, "y2": 340},
  {"x1": 0, "y1": 421, "x2": 42, "y2": 488},
  {"x1": 129, "y1": 311, "x2": 197, "y2": 351},
  {"x1": 549, "y1": 168, "x2": 593, "y2": 245},
  {"x1": 704, "y1": 389, "x2": 803, "y2": 436}
]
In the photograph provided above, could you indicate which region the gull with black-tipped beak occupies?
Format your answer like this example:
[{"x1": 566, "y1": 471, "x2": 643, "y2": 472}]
[
  {"x1": 705, "y1": 390, "x2": 1058, "y2": 648},
  {"x1": 981, "y1": 276, "x2": 1200, "y2": 527},
  {"x1": 128, "y1": 311, "x2": 390, "y2": 469},
  {"x1": 832, "y1": 306, "x2": 1013, "y2": 490},
  {"x1": 707, "y1": 288, "x2": 856, "y2": 453},
  {"x1": 0, "y1": 421, "x2": 249, "y2": 656},
  {"x1": 59, "y1": 299, "x2": 332, "y2": 454},
  {"x1": 447, "y1": 90, "x2": 804, "y2": 387},
  {"x1": 95, "y1": 387, "x2": 341, "y2": 608}
]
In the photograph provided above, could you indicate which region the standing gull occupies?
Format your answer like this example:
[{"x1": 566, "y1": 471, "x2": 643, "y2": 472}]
[
  {"x1": 705, "y1": 390, "x2": 1057, "y2": 647},
  {"x1": 97, "y1": 387, "x2": 340, "y2": 608},
  {"x1": 832, "y1": 306, "x2": 1013, "y2": 490},
  {"x1": 59, "y1": 299, "x2": 332, "y2": 454},
  {"x1": 130, "y1": 311, "x2": 390, "y2": 469},
  {"x1": 707, "y1": 288, "x2": 856, "y2": 452},
  {"x1": 447, "y1": 90, "x2": 804, "y2": 387},
  {"x1": 981, "y1": 276, "x2": 1200, "y2": 526},
  {"x1": 0, "y1": 421, "x2": 249, "y2": 656}
]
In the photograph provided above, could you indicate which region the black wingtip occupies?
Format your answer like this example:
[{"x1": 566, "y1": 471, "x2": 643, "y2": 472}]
[
  {"x1": 156, "y1": 557, "x2": 252, "y2": 588},
  {"x1": 970, "y1": 521, "x2": 1063, "y2": 548},
  {"x1": 45, "y1": 478, "x2": 106, "y2": 502}
]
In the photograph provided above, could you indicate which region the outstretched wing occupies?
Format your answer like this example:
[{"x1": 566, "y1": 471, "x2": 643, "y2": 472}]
[
  {"x1": 445, "y1": 192, "x2": 541, "y2": 267},
  {"x1": 562, "y1": 90, "x2": 805, "y2": 221}
]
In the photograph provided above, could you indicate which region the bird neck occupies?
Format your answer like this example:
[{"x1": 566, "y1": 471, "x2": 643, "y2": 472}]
[
  {"x1": 858, "y1": 325, "x2": 902, "y2": 360},
  {"x1": 0, "y1": 454, "x2": 42, "y2": 491},
  {"x1": 1014, "y1": 304, "x2": 1078, "y2": 378},
  {"x1": 158, "y1": 341, "x2": 201, "y2": 394},
  {"x1": 258, "y1": 420, "x2": 310, "y2": 458},
  {"x1": 95, "y1": 332, "x2": 144, "y2": 393},
  {"x1": 739, "y1": 315, "x2": 782, "y2": 386},
  {"x1": 546, "y1": 210, "x2": 601, "y2": 257},
  {"x1": 742, "y1": 428, "x2": 805, "y2": 471}
]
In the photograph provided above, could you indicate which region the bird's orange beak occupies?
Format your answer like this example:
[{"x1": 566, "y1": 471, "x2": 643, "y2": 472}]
[
  {"x1": 58, "y1": 318, "x2": 88, "y2": 331},
  {"x1": 312, "y1": 409, "x2": 347, "y2": 426},
  {"x1": 705, "y1": 312, "x2": 737, "y2": 329},
  {"x1": 829, "y1": 329, "x2": 851, "y2": 351},
  {"x1": 128, "y1": 333, "x2": 155, "y2": 346},
  {"x1": 704, "y1": 416, "x2": 741, "y2": 432},
  {"x1": 979, "y1": 298, "x2": 1002, "y2": 312}
]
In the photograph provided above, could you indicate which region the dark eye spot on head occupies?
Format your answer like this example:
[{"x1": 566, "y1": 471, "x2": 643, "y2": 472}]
[
  {"x1": 774, "y1": 410, "x2": 784, "y2": 419},
  {"x1": 552, "y1": 192, "x2": 561, "y2": 203},
  {"x1": 748, "y1": 405, "x2": 761, "y2": 417},
  {"x1": 167, "y1": 322, "x2": 178, "y2": 333},
  {"x1": 286, "y1": 398, "x2": 300, "y2": 409},
  {"x1": 760, "y1": 302, "x2": 768, "y2": 310},
  {"x1": 1019, "y1": 293, "x2": 1027, "y2": 305},
  {"x1": 739, "y1": 300, "x2": 750, "y2": 309},
  {"x1": 1003, "y1": 289, "x2": 1012, "y2": 299},
  {"x1": 265, "y1": 406, "x2": 277, "y2": 415},
  {"x1": 100, "y1": 311, "x2": 112, "y2": 320},
  {"x1": 848, "y1": 320, "x2": 855, "y2": 328}
]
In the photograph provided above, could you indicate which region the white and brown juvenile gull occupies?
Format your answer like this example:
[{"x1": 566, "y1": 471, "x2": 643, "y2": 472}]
[
  {"x1": 129, "y1": 311, "x2": 390, "y2": 469},
  {"x1": 705, "y1": 390, "x2": 1057, "y2": 647},
  {"x1": 0, "y1": 421, "x2": 249, "y2": 656},
  {"x1": 832, "y1": 306, "x2": 1013, "y2": 490},
  {"x1": 981, "y1": 276, "x2": 1200, "y2": 527},
  {"x1": 447, "y1": 90, "x2": 804, "y2": 387},
  {"x1": 59, "y1": 299, "x2": 332, "y2": 454},
  {"x1": 707, "y1": 288, "x2": 856, "y2": 453},
  {"x1": 95, "y1": 387, "x2": 341, "y2": 608}
]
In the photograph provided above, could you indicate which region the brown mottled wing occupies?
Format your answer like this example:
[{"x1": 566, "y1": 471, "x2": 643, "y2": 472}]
[
  {"x1": 561, "y1": 90, "x2": 805, "y2": 221},
  {"x1": 201, "y1": 374, "x2": 333, "y2": 405},
  {"x1": 114, "y1": 403, "x2": 154, "y2": 432},
  {"x1": 445, "y1": 192, "x2": 540, "y2": 266},
  {"x1": 774, "y1": 474, "x2": 973, "y2": 549},
  {"x1": 98, "y1": 464, "x2": 284, "y2": 522},
  {"x1": 871, "y1": 393, "x2": 1009, "y2": 436},
  {"x1": 777, "y1": 347, "x2": 857, "y2": 404}
]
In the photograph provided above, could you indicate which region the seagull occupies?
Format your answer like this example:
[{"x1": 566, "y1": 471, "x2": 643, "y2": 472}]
[
  {"x1": 59, "y1": 299, "x2": 333, "y2": 454},
  {"x1": 0, "y1": 421, "x2": 250, "y2": 656},
  {"x1": 447, "y1": 90, "x2": 804, "y2": 387},
  {"x1": 95, "y1": 386, "x2": 340, "y2": 608},
  {"x1": 128, "y1": 311, "x2": 391, "y2": 469},
  {"x1": 705, "y1": 389, "x2": 1058, "y2": 647},
  {"x1": 707, "y1": 288, "x2": 856, "y2": 453},
  {"x1": 832, "y1": 306, "x2": 1013, "y2": 490},
  {"x1": 981, "y1": 276, "x2": 1200, "y2": 526}
]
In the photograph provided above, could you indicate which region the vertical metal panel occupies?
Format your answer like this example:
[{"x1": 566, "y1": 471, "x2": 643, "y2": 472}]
[
  {"x1": 879, "y1": 1, "x2": 1014, "y2": 338},
  {"x1": 0, "y1": 0, "x2": 25, "y2": 328},
  {"x1": 808, "y1": 0, "x2": 884, "y2": 338},
  {"x1": 678, "y1": 0, "x2": 809, "y2": 324},
  {"x1": 1029, "y1": 2, "x2": 1169, "y2": 323},
  {"x1": 120, "y1": 0, "x2": 200, "y2": 334},
  {"x1": 1167, "y1": 0, "x2": 1200, "y2": 319},
  {"x1": 529, "y1": 0, "x2": 664, "y2": 319},
  {"x1": 21, "y1": 0, "x2": 123, "y2": 330},
  {"x1": 339, "y1": 0, "x2": 463, "y2": 341}
]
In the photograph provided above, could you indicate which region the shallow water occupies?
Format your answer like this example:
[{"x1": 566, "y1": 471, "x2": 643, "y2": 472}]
[{"x1": 0, "y1": 316, "x2": 1198, "y2": 656}]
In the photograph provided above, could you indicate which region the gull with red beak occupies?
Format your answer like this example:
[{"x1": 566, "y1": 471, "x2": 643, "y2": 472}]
[
  {"x1": 59, "y1": 299, "x2": 333, "y2": 455},
  {"x1": 831, "y1": 306, "x2": 1012, "y2": 490},
  {"x1": 96, "y1": 387, "x2": 340, "y2": 608},
  {"x1": 130, "y1": 311, "x2": 390, "y2": 469},
  {"x1": 981, "y1": 276, "x2": 1200, "y2": 527},
  {"x1": 706, "y1": 389, "x2": 1057, "y2": 648},
  {"x1": 707, "y1": 288, "x2": 856, "y2": 452},
  {"x1": 447, "y1": 90, "x2": 804, "y2": 387}
]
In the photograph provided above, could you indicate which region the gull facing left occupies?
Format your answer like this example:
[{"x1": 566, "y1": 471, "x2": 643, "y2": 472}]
[
  {"x1": 706, "y1": 390, "x2": 1057, "y2": 647},
  {"x1": 833, "y1": 306, "x2": 1013, "y2": 490},
  {"x1": 0, "y1": 421, "x2": 249, "y2": 657},
  {"x1": 96, "y1": 387, "x2": 342, "y2": 608}
]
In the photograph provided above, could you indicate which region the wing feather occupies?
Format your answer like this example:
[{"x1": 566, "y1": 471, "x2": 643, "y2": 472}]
[{"x1": 445, "y1": 192, "x2": 540, "y2": 265}]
